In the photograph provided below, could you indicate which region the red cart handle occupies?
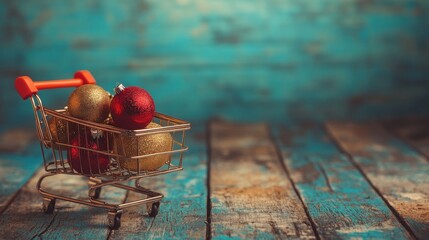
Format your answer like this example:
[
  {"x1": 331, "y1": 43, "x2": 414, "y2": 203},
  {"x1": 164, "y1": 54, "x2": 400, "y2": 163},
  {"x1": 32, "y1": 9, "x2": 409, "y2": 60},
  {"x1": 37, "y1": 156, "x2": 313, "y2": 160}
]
[{"x1": 15, "y1": 70, "x2": 96, "y2": 100}]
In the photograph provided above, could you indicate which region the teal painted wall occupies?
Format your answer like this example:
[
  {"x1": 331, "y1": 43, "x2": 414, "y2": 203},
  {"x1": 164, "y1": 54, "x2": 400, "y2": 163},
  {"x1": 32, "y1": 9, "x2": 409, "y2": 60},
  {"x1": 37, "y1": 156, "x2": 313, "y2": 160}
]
[{"x1": 1, "y1": 0, "x2": 429, "y2": 127}]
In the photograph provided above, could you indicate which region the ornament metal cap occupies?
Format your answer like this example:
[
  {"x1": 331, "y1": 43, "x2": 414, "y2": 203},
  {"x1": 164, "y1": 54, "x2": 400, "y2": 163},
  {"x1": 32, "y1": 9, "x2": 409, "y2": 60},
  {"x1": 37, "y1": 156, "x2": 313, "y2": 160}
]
[
  {"x1": 90, "y1": 128, "x2": 104, "y2": 139},
  {"x1": 114, "y1": 83, "x2": 125, "y2": 94}
]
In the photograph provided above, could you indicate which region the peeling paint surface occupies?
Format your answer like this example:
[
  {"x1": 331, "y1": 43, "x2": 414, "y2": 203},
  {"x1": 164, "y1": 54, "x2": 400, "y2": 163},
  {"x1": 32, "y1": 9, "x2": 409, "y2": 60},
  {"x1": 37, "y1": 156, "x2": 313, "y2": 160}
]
[
  {"x1": 274, "y1": 124, "x2": 411, "y2": 239},
  {"x1": 1, "y1": 0, "x2": 429, "y2": 127},
  {"x1": 327, "y1": 122, "x2": 429, "y2": 239}
]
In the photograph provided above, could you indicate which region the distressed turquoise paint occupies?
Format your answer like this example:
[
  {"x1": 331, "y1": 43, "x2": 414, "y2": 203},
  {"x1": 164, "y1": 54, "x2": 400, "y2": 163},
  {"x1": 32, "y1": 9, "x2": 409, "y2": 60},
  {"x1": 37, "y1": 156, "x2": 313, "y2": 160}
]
[
  {"x1": 274, "y1": 124, "x2": 411, "y2": 239},
  {"x1": 327, "y1": 122, "x2": 429, "y2": 239},
  {"x1": 0, "y1": 142, "x2": 42, "y2": 210},
  {"x1": 0, "y1": 125, "x2": 207, "y2": 239},
  {"x1": 214, "y1": 229, "x2": 277, "y2": 240},
  {"x1": 28, "y1": 178, "x2": 126, "y2": 239},
  {"x1": 1, "y1": 0, "x2": 429, "y2": 128},
  {"x1": 111, "y1": 124, "x2": 208, "y2": 239},
  {"x1": 354, "y1": 144, "x2": 429, "y2": 239},
  {"x1": 213, "y1": 236, "x2": 242, "y2": 240},
  {"x1": 0, "y1": 168, "x2": 127, "y2": 239},
  {"x1": 212, "y1": 223, "x2": 282, "y2": 240},
  {"x1": 209, "y1": 123, "x2": 315, "y2": 239}
]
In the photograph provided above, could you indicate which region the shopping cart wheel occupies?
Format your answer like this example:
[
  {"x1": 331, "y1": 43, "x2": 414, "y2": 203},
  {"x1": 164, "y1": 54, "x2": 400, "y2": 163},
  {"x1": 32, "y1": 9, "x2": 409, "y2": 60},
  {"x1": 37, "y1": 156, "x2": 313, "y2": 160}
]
[
  {"x1": 42, "y1": 198, "x2": 56, "y2": 214},
  {"x1": 108, "y1": 210, "x2": 122, "y2": 230},
  {"x1": 89, "y1": 187, "x2": 102, "y2": 199},
  {"x1": 147, "y1": 202, "x2": 160, "y2": 217}
]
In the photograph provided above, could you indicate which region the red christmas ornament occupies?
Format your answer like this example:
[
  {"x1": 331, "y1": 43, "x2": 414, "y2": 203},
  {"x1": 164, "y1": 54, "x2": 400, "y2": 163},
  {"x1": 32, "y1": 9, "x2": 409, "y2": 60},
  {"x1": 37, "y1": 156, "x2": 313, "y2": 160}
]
[
  {"x1": 68, "y1": 130, "x2": 110, "y2": 174},
  {"x1": 110, "y1": 84, "x2": 155, "y2": 130}
]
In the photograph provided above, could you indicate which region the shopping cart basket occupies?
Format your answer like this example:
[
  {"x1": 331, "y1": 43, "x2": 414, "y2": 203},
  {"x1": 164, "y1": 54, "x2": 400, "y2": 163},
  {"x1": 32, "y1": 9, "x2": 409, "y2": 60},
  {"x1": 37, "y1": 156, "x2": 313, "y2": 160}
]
[{"x1": 14, "y1": 70, "x2": 190, "y2": 229}]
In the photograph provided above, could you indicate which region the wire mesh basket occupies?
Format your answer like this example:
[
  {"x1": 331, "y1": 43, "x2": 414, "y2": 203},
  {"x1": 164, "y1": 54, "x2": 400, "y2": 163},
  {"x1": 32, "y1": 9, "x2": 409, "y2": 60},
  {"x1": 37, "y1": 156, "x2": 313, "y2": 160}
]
[{"x1": 15, "y1": 70, "x2": 191, "y2": 229}]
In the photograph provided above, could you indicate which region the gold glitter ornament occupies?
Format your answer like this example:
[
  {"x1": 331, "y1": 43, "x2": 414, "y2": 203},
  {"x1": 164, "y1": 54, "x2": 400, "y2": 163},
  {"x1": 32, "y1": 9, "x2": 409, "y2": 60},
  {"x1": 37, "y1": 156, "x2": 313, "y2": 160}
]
[
  {"x1": 44, "y1": 116, "x2": 76, "y2": 150},
  {"x1": 115, "y1": 122, "x2": 173, "y2": 171},
  {"x1": 67, "y1": 84, "x2": 110, "y2": 123}
]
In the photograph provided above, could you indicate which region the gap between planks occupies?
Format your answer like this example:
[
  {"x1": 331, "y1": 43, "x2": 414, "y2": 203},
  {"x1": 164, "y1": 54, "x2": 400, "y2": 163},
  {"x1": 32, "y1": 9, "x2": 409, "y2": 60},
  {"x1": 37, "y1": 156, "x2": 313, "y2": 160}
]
[
  {"x1": 326, "y1": 121, "x2": 429, "y2": 240},
  {"x1": 0, "y1": 163, "x2": 41, "y2": 216},
  {"x1": 0, "y1": 168, "x2": 124, "y2": 239},
  {"x1": 0, "y1": 129, "x2": 43, "y2": 215},
  {"x1": 108, "y1": 125, "x2": 208, "y2": 239},
  {"x1": 209, "y1": 121, "x2": 316, "y2": 239},
  {"x1": 272, "y1": 123, "x2": 411, "y2": 239},
  {"x1": 205, "y1": 121, "x2": 212, "y2": 240},
  {"x1": 0, "y1": 126, "x2": 208, "y2": 239},
  {"x1": 268, "y1": 125, "x2": 321, "y2": 240}
]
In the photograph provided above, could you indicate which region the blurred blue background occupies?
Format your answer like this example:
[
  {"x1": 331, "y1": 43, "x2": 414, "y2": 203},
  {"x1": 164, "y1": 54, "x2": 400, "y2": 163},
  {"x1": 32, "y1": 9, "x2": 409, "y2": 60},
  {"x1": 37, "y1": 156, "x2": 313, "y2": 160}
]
[{"x1": 1, "y1": 0, "x2": 429, "y2": 128}]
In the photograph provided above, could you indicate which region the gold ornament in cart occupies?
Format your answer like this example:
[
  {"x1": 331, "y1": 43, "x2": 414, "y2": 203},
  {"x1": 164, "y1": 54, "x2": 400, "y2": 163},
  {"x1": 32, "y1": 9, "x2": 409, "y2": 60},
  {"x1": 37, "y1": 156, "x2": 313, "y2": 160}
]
[
  {"x1": 44, "y1": 116, "x2": 70, "y2": 149},
  {"x1": 115, "y1": 122, "x2": 173, "y2": 172},
  {"x1": 14, "y1": 71, "x2": 190, "y2": 229},
  {"x1": 68, "y1": 84, "x2": 111, "y2": 123}
]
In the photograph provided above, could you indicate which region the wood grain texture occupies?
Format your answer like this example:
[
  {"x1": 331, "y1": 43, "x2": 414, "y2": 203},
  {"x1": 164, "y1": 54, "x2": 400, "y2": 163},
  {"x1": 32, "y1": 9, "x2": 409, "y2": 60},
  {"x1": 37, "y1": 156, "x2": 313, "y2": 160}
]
[
  {"x1": 326, "y1": 122, "x2": 429, "y2": 239},
  {"x1": 274, "y1": 124, "x2": 411, "y2": 239},
  {"x1": 109, "y1": 125, "x2": 208, "y2": 239},
  {"x1": 0, "y1": 168, "x2": 126, "y2": 239},
  {"x1": 0, "y1": 129, "x2": 42, "y2": 213},
  {"x1": 0, "y1": 152, "x2": 41, "y2": 213},
  {"x1": 209, "y1": 122, "x2": 316, "y2": 239},
  {"x1": 0, "y1": 127, "x2": 206, "y2": 239},
  {"x1": 386, "y1": 118, "x2": 429, "y2": 160}
]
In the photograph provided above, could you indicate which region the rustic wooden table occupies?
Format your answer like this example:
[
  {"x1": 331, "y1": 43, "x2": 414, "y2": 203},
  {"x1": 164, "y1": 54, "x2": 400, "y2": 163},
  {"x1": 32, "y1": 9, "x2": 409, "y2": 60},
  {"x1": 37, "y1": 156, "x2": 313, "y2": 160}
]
[{"x1": 0, "y1": 120, "x2": 428, "y2": 239}]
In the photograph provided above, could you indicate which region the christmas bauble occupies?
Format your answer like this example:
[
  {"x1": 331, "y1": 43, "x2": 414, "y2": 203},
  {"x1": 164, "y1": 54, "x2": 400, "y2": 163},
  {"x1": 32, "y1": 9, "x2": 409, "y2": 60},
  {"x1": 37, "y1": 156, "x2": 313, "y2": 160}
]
[
  {"x1": 110, "y1": 84, "x2": 155, "y2": 130},
  {"x1": 68, "y1": 84, "x2": 111, "y2": 123},
  {"x1": 115, "y1": 122, "x2": 172, "y2": 171},
  {"x1": 68, "y1": 130, "x2": 110, "y2": 174},
  {"x1": 44, "y1": 114, "x2": 77, "y2": 150}
]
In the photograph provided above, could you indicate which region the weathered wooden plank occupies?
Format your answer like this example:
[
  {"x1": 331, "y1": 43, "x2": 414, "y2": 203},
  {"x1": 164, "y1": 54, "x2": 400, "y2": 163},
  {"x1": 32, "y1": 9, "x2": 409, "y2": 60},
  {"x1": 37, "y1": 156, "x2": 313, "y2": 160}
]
[
  {"x1": 0, "y1": 129, "x2": 42, "y2": 213},
  {"x1": 385, "y1": 118, "x2": 429, "y2": 160},
  {"x1": 0, "y1": 128, "x2": 37, "y2": 152},
  {"x1": 0, "y1": 127, "x2": 128, "y2": 239},
  {"x1": 0, "y1": 150, "x2": 42, "y2": 213},
  {"x1": 109, "y1": 125, "x2": 208, "y2": 239},
  {"x1": 0, "y1": 167, "x2": 125, "y2": 239},
  {"x1": 274, "y1": 124, "x2": 411, "y2": 239},
  {"x1": 37, "y1": 182, "x2": 126, "y2": 239},
  {"x1": 209, "y1": 122, "x2": 316, "y2": 239},
  {"x1": 326, "y1": 122, "x2": 429, "y2": 239}
]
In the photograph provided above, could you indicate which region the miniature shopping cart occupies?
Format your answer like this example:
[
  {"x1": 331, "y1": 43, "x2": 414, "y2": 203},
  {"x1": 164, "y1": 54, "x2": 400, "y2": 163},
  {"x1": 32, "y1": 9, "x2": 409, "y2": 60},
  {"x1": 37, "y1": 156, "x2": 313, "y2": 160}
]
[{"x1": 14, "y1": 70, "x2": 190, "y2": 229}]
